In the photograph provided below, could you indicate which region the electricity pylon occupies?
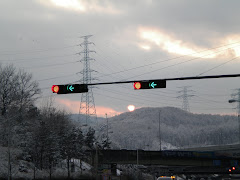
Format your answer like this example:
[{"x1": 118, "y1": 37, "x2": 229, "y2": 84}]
[
  {"x1": 78, "y1": 35, "x2": 97, "y2": 125},
  {"x1": 229, "y1": 89, "x2": 240, "y2": 143},
  {"x1": 177, "y1": 86, "x2": 195, "y2": 112}
]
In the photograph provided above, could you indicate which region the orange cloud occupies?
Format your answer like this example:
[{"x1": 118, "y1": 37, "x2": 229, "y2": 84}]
[{"x1": 55, "y1": 98, "x2": 122, "y2": 117}]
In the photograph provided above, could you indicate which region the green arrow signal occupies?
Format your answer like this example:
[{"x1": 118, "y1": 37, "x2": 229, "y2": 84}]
[
  {"x1": 67, "y1": 85, "x2": 74, "y2": 91},
  {"x1": 149, "y1": 82, "x2": 157, "y2": 88}
]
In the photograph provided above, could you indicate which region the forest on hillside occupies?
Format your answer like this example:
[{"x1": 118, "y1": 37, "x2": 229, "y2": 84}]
[{"x1": 99, "y1": 107, "x2": 238, "y2": 150}]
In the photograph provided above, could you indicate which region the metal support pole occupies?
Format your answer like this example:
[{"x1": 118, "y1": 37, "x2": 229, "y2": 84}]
[
  {"x1": 95, "y1": 144, "x2": 99, "y2": 180},
  {"x1": 238, "y1": 114, "x2": 240, "y2": 144},
  {"x1": 137, "y1": 149, "x2": 139, "y2": 165},
  {"x1": 159, "y1": 110, "x2": 161, "y2": 151},
  {"x1": 106, "y1": 113, "x2": 108, "y2": 147},
  {"x1": 7, "y1": 116, "x2": 11, "y2": 180}
]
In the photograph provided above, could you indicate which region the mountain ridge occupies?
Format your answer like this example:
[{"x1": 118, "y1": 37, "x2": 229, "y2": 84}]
[{"x1": 95, "y1": 107, "x2": 238, "y2": 150}]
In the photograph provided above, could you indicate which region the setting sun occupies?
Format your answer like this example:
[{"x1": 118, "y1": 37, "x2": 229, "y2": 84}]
[{"x1": 128, "y1": 105, "x2": 135, "y2": 112}]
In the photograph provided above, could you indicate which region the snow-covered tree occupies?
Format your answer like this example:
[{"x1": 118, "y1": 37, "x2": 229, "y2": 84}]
[{"x1": 85, "y1": 127, "x2": 96, "y2": 150}]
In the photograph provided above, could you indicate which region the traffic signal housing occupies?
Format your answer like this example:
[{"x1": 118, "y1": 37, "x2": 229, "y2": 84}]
[
  {"x1": 52, "y1": 84, "x2": 88, "y2": 94},
  {"x1": 133, "y1": 80, "x2": 166, "y2": 90}
]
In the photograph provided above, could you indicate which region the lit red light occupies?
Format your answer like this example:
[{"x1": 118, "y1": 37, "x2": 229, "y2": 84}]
[
  {"x1": 52, "y1": 85, "x2": 59, "y2": 93},
  {"x1": 134, "y1": 82, "x2": 141, "y2": 90},
  {"x1": 232, "y1": 167, "x2": 236, "y2": 170}
]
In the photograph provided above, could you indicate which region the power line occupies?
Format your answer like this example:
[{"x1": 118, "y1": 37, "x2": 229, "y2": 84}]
[
  {"x1": 96, "y1": 42, "x2": 240, "y2": 80},
  {"x1": 97, "y1": 86, "x2": 226, "y2": 107},
  {"x1": 197, "y1": 56, "x2": 240, "y2": 76},
  {"x1": 38, "y1": 73, "x2": 76, "y2": 82},
  {"x1": 123, "y1": 47, "x2": 240, "y2": 80},
  {"x1": 23, "y1": 61, "x2": 78, "y2": 69},
  {"x1": 0, "y1": 45, "x2": 78, "y2": 56},
  {"x1": 94, "y1": 91, "x2": 180, "y2": 107},
  {"x1": 0, "y1": 54, "x2": 76, "y2": 63}
]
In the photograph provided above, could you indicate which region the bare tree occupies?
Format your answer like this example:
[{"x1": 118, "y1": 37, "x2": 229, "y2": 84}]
[
  {"x1": 0, "y1": 64, "x2": 40, "y2": 117},
  {"x1": 0, "y1": 64, "x2": 18, "y2": 116},
  {"x1": 14, "y1": 69, "x2": 40, "y2": 116}
]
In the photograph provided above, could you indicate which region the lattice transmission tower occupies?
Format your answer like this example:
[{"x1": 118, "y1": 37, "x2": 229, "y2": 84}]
[
  {"x1": 177, "y1": 86, "x2": 194, "y2": 112},
  {"x1": 78, "y1": 35, "x2": 97, "y2": 124},
  {"x1": 229, "y1": 89, "x2": 240, "y2": 143},
  {"x1": 230, "y1": 89, "x2": 240, "y2": 115}
]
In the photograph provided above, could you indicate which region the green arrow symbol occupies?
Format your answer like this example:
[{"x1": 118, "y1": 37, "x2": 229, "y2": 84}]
[
  {"x1": 150, "y1": 82, "x2": 157, "y2": 88},
  {"x1": 68, "y1": 85, "x2": 74, "y2": 91}
]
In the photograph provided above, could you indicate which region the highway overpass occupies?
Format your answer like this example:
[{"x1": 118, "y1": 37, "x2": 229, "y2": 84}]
[{"x1": 88, "y1": 149, "x2": 240, "y2": 171}]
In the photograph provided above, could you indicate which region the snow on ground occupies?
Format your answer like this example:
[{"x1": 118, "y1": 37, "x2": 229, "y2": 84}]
[{"x1": 0, "y1": 146, "x2": 93, "y2": 179}]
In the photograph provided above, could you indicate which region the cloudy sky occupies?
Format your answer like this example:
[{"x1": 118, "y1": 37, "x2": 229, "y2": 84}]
[{"x1": 1, "y1": 0, "x2": 240, "y2": 117}]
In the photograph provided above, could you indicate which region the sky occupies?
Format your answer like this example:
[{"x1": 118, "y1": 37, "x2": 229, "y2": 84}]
[{"x1": 1, "y1": 0, "x2": 240, "y2": 117}]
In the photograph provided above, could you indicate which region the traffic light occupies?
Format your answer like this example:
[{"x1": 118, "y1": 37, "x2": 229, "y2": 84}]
[
  {"x1": 228, "y1": 167, "x2": 236, "y2": 172},
  {"x1": 133, "y1": 80, "x2": 166, "y2": 90},
  {"x1": 52, "y1": 84, "x2": 88, "y2": 94}
]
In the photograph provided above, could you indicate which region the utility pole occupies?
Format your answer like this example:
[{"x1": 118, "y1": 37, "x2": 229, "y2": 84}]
[
  {"x1": 78, "y1": 35, "x2": 97, "y2": 125},
  {"x1": 177, "y1": 86, "x2": 195, "y2": 112},
  {"x1": 159, "y1": 110, "x2": 161, "y2": 151},
  {"x1": 5, "y1": 115, "x2": 17, "y2": 180},
  {"x1": 7, "y1": 115, "x2": 11, "y2": 180},
  {"x1": 106, "y1": 113, "x2": 109, "y2": 148},
  {"x1": 229, "y1": 89, "x2": 240, "y2": 143},
  {"x1": 137, "y1": 149, "x2": 139, "y2": 165}
]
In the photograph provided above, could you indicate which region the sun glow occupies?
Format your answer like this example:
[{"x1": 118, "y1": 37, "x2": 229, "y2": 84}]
[
  {"x1": 50, "y1": 0, "x2": 86, "y2": 11},
  {"x1": 139, "y1": 27, "x2": 240, "y2": 59},
  {"x1": 140, "y1": 44, "x2": 151, "y2": 50},
  {"x1": 55, "y1": 98, "x2": 122, "y2": 117},
  {"x1": 128, "y1": 105, "x2": 135, "y2": 112},
  {"x1": 46, "y1": 0, "x2": 122, "y2": 14},
  {"x1": 139, "y1": 27, "x2": 216, "y2": 58}
]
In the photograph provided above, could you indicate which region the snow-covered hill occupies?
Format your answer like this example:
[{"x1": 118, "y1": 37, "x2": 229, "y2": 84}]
[{"x1": 92, "y1": 107, "x2": 237, "y2": 150}]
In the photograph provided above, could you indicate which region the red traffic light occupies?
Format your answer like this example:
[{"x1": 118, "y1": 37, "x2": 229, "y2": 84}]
[
  {"x1": 52, "y1": 85, "x2": 60, "y2": 93},
  {"x1": 51, "y1": 84, "x2": 88, "y2": 94},
  {"x1": 133, "y1": 80, "x2": 166, "y2": 90},
  {"x1": 133, "y1": 82, "x2": 141, "y2": 90},
  {"x1": 232, "y1": 167, "x2": 236, "y2": 170}
]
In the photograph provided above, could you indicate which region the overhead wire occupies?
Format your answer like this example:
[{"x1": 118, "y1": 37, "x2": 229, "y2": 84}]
[
  {"x1": 23, "y1": 60, "x2": 78, "y2": 69},
  {"x1": 122, "y1": 46, "x2": 240, "y2": 81},
  {"x1": 97, "y1": 86, "x2": 228, "y2": 107},
  {"x1": 94, "y1": 91, "x2": 180, "y2": 107},
  {"x1": 0, "y1": 54, "x2": 76, "y2": 63},
  {"x1": 94, "y1": 88, "x2": 229, "y2": 111},
  {"x1": 15, "y1": 39, "x2": 238, "y2": 113},
  {"x1": 0, "y1": 44, "x2": 78, "y2": 55},
  {"x1": 96, "y1": 42, "x2": 240, "y2": 80},
  {"x1": 197, "y1": 56, "x2": 240, "y2": 76},
  {"x1": 38, "y1": 73, "x2": 76, "y2": 82},
  {"x1": 11, "y1": 40, "x2": 239, "y2": 91},
  {"x1": 94, "y1": 46, "x2": 238, "y2": 105}
]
